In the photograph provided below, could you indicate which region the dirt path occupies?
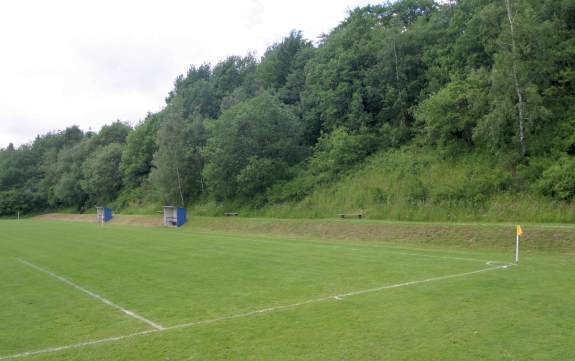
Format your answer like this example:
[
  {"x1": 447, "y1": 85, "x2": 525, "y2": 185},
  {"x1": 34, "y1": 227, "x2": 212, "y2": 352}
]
[{"x1": 34, "y1": 213, "x2": 163, "y2": 227}]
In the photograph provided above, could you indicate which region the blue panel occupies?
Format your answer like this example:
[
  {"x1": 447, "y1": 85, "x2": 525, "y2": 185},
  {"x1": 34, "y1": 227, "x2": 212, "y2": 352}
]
[
  {"x1": 176, "y1": 208, "x2": 187, "y2": 227},
  {"x1": 104, "y1": 208, "x2": 112, "y2": 222}
]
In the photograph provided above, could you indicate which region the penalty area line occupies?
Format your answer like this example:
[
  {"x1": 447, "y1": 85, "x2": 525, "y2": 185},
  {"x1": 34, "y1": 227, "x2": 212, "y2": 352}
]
[
  {"x1": 15, "y1": 258, "x2": 164, "y2": 331},
  {"x1": 1, "y1": 262, "x2": 512, "y2": 361}
]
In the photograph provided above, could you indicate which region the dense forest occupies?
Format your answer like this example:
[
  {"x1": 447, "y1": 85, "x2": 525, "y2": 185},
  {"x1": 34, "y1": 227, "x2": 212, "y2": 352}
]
[{"x1": 1, "y1": 0, "x2": 574, "y2": 221}]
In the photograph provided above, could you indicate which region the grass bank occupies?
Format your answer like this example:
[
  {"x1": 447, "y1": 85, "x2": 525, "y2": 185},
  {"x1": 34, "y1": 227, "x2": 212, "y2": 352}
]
[
  {"x1": 32, "y1": 213, "x2": 575, "y2": 254},
  {"x1": 188, "y1": 148, "x2": 575, "y2": 223}
]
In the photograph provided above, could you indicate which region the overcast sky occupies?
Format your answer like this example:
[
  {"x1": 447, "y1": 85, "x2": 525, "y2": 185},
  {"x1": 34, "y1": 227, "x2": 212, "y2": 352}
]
[{"x1": 0, "y1": 0, "x2": 378, "y2": 148}]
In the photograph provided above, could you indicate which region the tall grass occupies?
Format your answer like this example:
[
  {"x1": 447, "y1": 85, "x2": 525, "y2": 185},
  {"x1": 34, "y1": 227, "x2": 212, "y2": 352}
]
[
  {"x1": 189, "y1": 147, "x2": 575, "y2": 223},
  {"x1": 125, "y1": 147, "x2": 574, "y2": 223}
]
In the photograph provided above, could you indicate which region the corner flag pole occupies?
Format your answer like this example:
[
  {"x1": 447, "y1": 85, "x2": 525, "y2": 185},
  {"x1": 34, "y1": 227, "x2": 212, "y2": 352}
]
[
  {"x1": 515, "y1": 233, "x2": 519, "y2": 263},
  {"x1": 515, "y1": 225, "x2": 523, "y2": 263}
]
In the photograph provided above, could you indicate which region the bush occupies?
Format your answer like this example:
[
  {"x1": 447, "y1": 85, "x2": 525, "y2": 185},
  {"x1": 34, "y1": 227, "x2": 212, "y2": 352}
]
[
  {"x1": 237, "y1": 157, "x2": 287, "y2": 198},
  {"x1": 309, "y1": 128, "x2": 379, "y2": 176},
  {"x1": 0, "y1": 190, "x2": 45, "y2": 216},
  {"x1": 538, "y1": 156, "x2": 575, "y2": 200}
]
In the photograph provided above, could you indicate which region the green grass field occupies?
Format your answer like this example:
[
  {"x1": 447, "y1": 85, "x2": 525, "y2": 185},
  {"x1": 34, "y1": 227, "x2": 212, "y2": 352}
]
[{"x1": 0, "y1": 219, "x2": 573, "y2": 360}]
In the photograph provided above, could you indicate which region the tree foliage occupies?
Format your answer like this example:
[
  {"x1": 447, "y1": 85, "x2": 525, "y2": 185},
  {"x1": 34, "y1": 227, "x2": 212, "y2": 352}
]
[
  {"x1": 203, "y1": 92, "x2": 305, "y2": 200},
  {"x1": 81, "y1": 143, "x2": 124, "y2": 204},
  {"x1": 150, "y1": 100, "x2": 207, "y2": 205},
  {"x1": 1, "y1": 0, "x2": 574, "y2": 215},
  {"x1": 121, "y1": 113, "x2": 161, "y2": 189}
]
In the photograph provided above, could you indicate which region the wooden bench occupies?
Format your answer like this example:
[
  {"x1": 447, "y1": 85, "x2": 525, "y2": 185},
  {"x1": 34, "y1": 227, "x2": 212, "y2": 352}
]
[
  {"x1": 224, "y1": 212, "x2": 239, "y2": 216},
  {"x1": 165, "y1": 216, "x2": 177, "y2": 226},
  {"x1": 337, "y1": 213, "x2": 363, "y2": 219}
]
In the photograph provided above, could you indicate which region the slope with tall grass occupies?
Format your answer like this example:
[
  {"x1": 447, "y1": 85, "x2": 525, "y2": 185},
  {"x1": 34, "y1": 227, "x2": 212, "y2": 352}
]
[{"x1": 189, "y1": 147, "x2": 575, "y2": 223}]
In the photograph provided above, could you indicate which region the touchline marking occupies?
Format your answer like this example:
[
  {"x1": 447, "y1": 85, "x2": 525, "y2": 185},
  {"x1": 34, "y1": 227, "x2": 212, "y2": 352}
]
[
  {"x1": 15, "y1": 258, "x2": 164, "y2": 331},
  {"x1": 1, "y1": 262, "x2": 512, "y2": 361}
]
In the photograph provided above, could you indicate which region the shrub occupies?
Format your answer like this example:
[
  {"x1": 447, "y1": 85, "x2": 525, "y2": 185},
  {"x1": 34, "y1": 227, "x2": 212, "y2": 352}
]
[
  {"x1": 0, "y1": 190, "x2": 44, "y2": 216},
  {"x1": 236, "y1": 157, "x2": 287, "y2": 198},
  {"x1": 309, "y1": 128, "x2": 379, "y2": 176},
  {"x1": 538, "y1": 156, "x2": 575, "y2": 200}
]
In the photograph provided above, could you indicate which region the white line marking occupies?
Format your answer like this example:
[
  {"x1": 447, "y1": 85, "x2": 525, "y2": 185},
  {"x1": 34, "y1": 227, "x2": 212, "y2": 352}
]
[
  {"x1": 0, "y1": 330, "x2": 156, "y2": 361},
  {"x1": 16, "y1": 258, "x2": 164, "y2": 331},
  {"x1": 1, "y1": 262, "x2": 512, "y2": 360},
  {"x1": 169, "y1": 264, "x2": 514, "y2": 327},
  {"x1": 336, "y1": 263, "x2": 513, "y2": 299},
  {"x1": 486, "y1": 261, "x2": 512, "y2": 269}
]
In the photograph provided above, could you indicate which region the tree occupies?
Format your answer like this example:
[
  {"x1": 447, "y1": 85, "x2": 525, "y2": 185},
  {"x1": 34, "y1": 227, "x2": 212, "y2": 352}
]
[
  {"x1": 150, "y1": 100, "x2": 207, "y2": 205},
  {"x1": 120, "y1": 113, "x2": 162, "y2": 189},
  {"x1": 93, "y1": 121, "x2": 131, "y2": 146},
  {"x1": 504, "y1": 0, "x2": 527, "y2": 156},
  {"x1": 416, "y1": 69, "x2": 489, "y2": 152},
  {"x1": 473, "y1": 0, "x2": 555, "y2": 158},
  {"x1": 1, "y1": 0, "x2": 575, "y2": 214},
  {"x1": 212, "y1": 55, "x2": 258, "y2": 114},
  {"x1": 257, "y1": 30, "x2": 313, "y2": 94},
  {"x1": 203, "y1": 92, "x2": 306, "y2": 200},
  {"x1": 301, "y1": 2, "x2": 435, "y2": 144},
  {"x1": 81, "y1": 143, "x2": 124, "y2": 205}
]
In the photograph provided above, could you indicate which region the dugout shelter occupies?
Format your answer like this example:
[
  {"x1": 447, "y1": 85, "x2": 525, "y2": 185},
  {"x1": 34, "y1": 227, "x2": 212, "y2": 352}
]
[
  {"x1": 163, "y1": 206, "x2": 187, "y2": 228},
  {"x1": 96, "y1": 207, "x2": 112, "y2": 224}
]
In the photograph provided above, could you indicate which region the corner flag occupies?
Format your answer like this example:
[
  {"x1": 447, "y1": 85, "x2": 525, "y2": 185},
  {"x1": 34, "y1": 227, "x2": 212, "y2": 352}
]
[
  {"x1": 515, "y1": 225, "x2": 523, "y2": 263},
  {"x1": 516, "y1": 225, "x2": 524, "y2": 237}
]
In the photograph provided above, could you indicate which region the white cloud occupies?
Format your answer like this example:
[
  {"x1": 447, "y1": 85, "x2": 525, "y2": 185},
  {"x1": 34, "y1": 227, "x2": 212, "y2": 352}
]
[{"x1": 0, "y1": 0, "x2": 376, "y2": 148}]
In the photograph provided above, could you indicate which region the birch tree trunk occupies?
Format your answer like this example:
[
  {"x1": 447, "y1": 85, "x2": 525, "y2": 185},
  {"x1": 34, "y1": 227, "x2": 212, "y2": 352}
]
[
  {"x1": 505, "y1": 0, "x2": 527, "y2": 156},
  {"x1": 393, "y1": 38, "x2": 401, "y2": 98},
  {"x1": 392, "y1": 35, "x2": 406, "y2": 127}
]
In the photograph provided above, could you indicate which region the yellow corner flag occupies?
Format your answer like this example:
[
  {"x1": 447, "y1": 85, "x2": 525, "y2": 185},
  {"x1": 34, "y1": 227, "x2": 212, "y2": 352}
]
[
  {"x1": 516, "y1": 225, "x2": 524, "y2": 237},
  {"x1": 515, "y1": 225, "x2": 523, "y2": 263}
]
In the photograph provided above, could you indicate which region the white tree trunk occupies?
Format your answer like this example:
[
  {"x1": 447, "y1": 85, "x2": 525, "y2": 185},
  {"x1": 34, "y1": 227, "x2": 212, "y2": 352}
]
[
  {"x1": 392, "y1": 36, "x2": 406, "y2": 127},
  {"x1": 505, "y1": 0, "x2": 527, "y2": 156},
  {"x1": 393, "y1": 38, "x2": 400, "y2": 97}
]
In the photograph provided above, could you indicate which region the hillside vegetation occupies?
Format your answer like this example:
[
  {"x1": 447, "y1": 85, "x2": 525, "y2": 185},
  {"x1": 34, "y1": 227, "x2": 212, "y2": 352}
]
[
  {"x1": 199, "y1": 147, "x2": 575, "y2": 223},
  {"x1": 1, "y1": 0, "x2": 574, "y2": 222}
]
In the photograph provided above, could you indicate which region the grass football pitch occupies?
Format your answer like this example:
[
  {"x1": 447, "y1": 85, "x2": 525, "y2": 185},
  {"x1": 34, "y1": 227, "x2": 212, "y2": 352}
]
[{"x1": 0, "y1": 219, "x2": 573, "y2": 360}]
